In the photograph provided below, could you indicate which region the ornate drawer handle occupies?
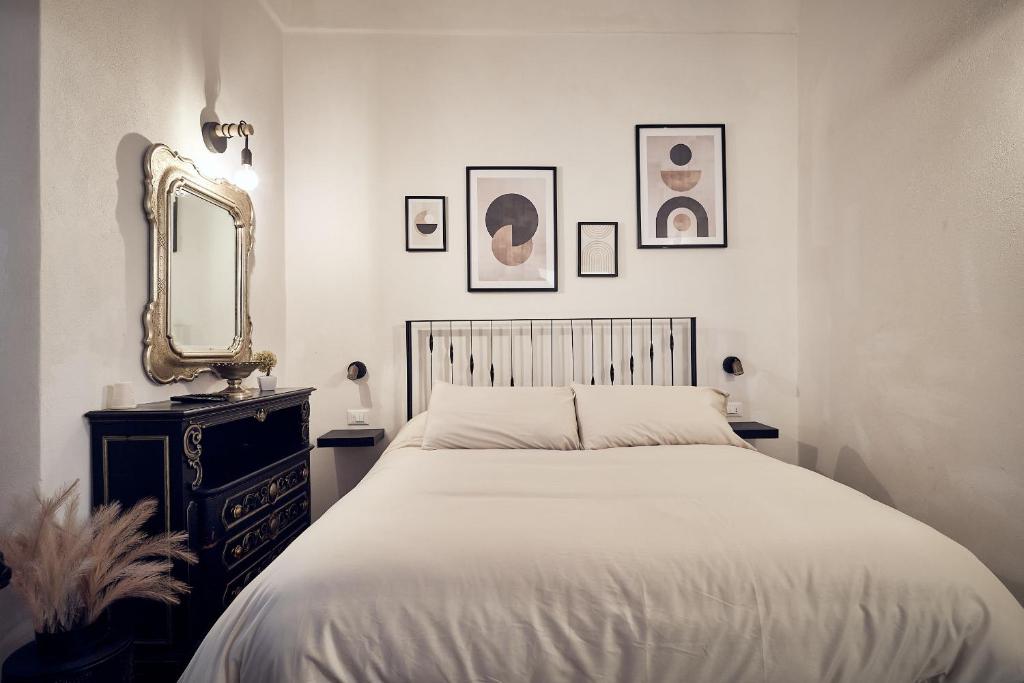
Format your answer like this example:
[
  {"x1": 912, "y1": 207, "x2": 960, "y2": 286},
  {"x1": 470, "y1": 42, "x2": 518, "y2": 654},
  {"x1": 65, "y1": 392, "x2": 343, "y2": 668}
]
[
  {"x1": 300, "y1": 499, "x2": 309, "y2": 511},
  {"x1": 254, "y1": 408, "x2": 268, "y2": 423},
  {"x1": 232, "y1": 504, "x2": 244, "y2": 519},
  {"x1": 231, "y1": 545, "x2": 243, "y2": 559},
  {"x1": 268, "y1": 482, "x2": 280, "y2": 500},
  {"x1": 300, "y1": 466, "x2": 309, "y2": 480}
]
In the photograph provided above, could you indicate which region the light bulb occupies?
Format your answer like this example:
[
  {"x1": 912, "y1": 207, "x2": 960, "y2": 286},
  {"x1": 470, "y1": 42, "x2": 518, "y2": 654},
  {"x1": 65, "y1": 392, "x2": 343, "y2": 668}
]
[
  {"x1": 234, "y1": 163, "x2": 259, "y2": 191},
  {"x1": 235, "y1": 141, "x2": 259, "y2": 191}
]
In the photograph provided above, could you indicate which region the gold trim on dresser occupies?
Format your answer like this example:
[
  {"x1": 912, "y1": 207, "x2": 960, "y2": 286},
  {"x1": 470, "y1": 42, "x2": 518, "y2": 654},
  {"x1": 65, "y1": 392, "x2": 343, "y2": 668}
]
[
  {"x1": 183, "y1": 424, "x2": 204, "y2": 489},
  {"x1": 300, "y1": 400, "x2": 311, "y2": 444}
]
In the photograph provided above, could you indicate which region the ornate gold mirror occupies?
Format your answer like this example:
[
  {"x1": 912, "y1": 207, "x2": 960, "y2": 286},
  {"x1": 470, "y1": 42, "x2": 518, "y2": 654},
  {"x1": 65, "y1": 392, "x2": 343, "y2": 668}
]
[{"x1": 143, "y1": 144, "x2": 253, "y2": 383}]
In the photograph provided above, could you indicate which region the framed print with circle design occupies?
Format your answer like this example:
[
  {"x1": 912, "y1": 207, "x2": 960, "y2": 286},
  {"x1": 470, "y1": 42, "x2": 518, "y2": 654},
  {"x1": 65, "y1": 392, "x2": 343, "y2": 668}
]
[
  {"x1": 577, "y1": 222, "x2": 618, "y2": 277},
  {"x1": 405, "y1": 196, "x2": 447, "y2": 251},
  {"x1": 466, "y1": 166, "x2": 557, "y2": 292},
  {"x1": 636, "y1": 124, "x2": 727, "y2": 248}
]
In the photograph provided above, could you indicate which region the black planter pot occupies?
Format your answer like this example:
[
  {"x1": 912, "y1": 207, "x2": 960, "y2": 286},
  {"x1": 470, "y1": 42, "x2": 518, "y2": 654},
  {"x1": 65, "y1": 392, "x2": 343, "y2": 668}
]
[{"x1": 1, "y1": 613, "x2": 133, "y2": 683}]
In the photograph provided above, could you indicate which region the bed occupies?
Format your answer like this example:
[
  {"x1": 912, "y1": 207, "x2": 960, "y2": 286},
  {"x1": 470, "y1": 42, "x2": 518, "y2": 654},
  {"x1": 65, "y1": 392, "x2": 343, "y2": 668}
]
[{"x1": 181, "y1": 319, "x2": 1024, "y2": 682}]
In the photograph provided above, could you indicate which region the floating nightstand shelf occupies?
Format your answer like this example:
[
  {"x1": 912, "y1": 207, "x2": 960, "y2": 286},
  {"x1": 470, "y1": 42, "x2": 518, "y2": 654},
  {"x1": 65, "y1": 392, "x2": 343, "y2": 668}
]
[
  {"x1": 317, "y1": 428, "x2": 385, "y2": 448},
  {"x1": 729, "y1": 422, "x2": 779, "y2": 439}
]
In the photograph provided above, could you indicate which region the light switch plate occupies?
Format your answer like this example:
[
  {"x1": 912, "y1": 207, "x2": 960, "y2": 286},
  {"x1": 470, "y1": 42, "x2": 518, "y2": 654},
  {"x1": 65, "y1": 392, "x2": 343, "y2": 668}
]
[
  {"x1": 726, "y1": 402, "x2": 742, "y2": 417},
  {"x1": 347, "y1": 409, "x2": 369, "y2": 425}
]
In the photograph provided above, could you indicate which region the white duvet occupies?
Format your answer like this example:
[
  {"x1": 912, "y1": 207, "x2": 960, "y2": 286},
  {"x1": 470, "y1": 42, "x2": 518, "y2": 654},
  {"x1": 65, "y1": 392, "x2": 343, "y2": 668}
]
[{"x1": 182, "y1": 440, "x2": 1024, "y2": 682}]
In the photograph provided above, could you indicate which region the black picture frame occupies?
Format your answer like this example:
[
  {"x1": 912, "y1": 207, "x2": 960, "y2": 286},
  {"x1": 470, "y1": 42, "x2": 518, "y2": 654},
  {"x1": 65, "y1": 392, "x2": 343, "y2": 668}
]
[
  {"x1": 466, "y1": 166, "x2": 558, "y2": 292},
  {"x1": 405, "y1": 195, "x2": 447, "y2": 252},
  {"x1": 577, "y1": 222, "x2": 618, "y2": 277},
  {"x1": 635, "y1": 124, "x2": 727, "y2": 249}
]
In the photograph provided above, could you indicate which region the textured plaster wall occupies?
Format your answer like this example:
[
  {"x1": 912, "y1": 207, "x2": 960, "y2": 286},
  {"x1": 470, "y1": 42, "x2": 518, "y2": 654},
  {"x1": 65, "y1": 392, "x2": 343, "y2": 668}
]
[{"x1": 797, "y1": 0, "x2": 1024, "y2": 601}]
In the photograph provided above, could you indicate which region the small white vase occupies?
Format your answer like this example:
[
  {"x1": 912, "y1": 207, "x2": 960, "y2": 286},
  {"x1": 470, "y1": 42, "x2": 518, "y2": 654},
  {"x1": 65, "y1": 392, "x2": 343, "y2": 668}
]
[{"x1": 258, "y1": 375, "x2": 278, "y2": 391}]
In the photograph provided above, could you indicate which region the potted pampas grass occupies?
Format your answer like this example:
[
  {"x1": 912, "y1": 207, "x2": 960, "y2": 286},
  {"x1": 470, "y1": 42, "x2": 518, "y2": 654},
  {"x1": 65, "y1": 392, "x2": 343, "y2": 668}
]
[{"x1": 0, "y1": 481, "x2": 196, "y2": 682}]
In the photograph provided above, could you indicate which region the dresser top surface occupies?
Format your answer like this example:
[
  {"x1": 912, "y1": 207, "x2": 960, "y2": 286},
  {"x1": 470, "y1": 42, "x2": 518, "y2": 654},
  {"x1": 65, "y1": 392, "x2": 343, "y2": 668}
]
[{"x1": 86, "y1": 387, "x2": 315, "y2": 421}]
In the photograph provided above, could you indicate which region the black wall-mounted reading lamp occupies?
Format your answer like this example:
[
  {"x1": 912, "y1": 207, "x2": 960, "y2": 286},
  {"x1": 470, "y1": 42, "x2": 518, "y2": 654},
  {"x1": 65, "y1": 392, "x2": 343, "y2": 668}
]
[
  {"x1": 202, "y1": 120, "x2": 259, "y2": 191},
  {"x1": 347, "y1": 361, "x2": 368, "y2": 381},
  {"x1": 722, "y1": 356, "x2": 744, "y2": 376}
]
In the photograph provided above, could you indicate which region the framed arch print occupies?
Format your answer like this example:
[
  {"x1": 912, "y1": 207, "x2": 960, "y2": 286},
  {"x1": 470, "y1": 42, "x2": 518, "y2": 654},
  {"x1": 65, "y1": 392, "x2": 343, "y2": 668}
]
[
  {"x1": 577, "y1": 222, "x2": 618, "y2": 277},
  {"x1": 405, "y1": 195, "x2": 447, "y2": 251},
  {"x1": 467, "y1": 166, "x2": 558, "y2": 292},
  {"x1": 636, "y1": 124, "x2": 727, "y2": 248}
]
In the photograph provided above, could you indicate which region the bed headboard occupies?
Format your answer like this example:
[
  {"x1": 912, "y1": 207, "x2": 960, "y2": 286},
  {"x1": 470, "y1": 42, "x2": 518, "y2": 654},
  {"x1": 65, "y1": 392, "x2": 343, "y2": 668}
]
[{"x1": 405, "y1": 317, "x2": 697, "y2": 419}]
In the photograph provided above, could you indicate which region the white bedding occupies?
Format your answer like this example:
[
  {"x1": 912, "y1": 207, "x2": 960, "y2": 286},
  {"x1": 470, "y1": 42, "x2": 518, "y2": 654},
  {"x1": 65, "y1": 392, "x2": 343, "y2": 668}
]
[{"x1": 182, "y1": 441, "x2": 1024, "y2": 682}]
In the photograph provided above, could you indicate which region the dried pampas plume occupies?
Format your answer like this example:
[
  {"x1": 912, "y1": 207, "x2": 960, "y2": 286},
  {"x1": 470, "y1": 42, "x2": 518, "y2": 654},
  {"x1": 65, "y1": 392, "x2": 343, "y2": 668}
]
[{"x1": 0, "y1": 480, "x2": 197, "y2": 633}]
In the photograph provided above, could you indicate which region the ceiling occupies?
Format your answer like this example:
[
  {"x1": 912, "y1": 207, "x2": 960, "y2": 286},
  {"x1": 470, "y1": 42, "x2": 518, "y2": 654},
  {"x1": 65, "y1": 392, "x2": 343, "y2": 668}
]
[{"x1": 261, "y1": 0, "x2": 799, "y2": 34}]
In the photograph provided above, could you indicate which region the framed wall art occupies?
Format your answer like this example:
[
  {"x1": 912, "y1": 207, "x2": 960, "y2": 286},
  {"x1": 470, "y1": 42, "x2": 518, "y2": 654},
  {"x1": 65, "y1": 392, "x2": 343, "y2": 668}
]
[
  {"x1": 466, "y1": 166, "x2": 557, "y2": 292},
  {"x1": 636, "y1": 124, "x2": 727, "y2": 248},
  {"x1": 405, "y1": 195, "x2": 447, "y2": 251},
  {"x1": 577, "y1": 222, "x2": 618, "y2": 277}
]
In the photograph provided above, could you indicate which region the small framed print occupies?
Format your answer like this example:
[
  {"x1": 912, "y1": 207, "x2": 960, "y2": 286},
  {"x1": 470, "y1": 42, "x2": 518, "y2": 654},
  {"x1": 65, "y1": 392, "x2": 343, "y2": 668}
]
[
  {"x1": 577, "y1": 222, "x2": 618, "y2": 277},
  {"x1": 405, "y1": 196, "x2": 447, "y2": 251},
  {"x1": 466, "y1": 166, "x2": 557, "y2": 292},
  {"x1": 636, "y1": 124, "x2": 727, "y2": 248}
]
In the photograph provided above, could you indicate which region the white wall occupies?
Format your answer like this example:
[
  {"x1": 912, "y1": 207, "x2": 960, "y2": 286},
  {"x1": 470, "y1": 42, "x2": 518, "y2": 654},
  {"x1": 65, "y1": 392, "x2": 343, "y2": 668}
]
[
  {"x1": 36, "y1": 0, "x2": 287, "y2": 496},
  {"x1": 0, "y1": 0, "x2": 287, "y2": 660},
  {"x1": 798, "y1": 0, "x2": 1024, "y2": 601},
  {"x1": 0, "y1": 0, "x2": 43, "y2": 659},
  {"x1": 284, "y1": 32, "x2": 800, "y2": 516}
]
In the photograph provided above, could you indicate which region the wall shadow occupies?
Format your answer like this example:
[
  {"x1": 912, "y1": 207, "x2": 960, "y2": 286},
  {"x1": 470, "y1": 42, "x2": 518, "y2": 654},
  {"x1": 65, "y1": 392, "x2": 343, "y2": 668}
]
[
  {"x1": 881, "y1": 0, "x2": 1020, "y2": 91},
  {"x1": 115, "y1": 133, "x2": 155, "y2": 363},
  {"x1": 333, "y1": 446, "x2": 383, "y2": 500},
  {"x1": 999, "y1": 577, "x2": 1024, "y2": 606},
  {"x1": 797, "y1": 441, "x2": 819, "y2": 471},
  {"x1": 356, "y1": 375, "x2": 374, "y2": 408},
  {"x1": 199, "y1": 0, "x2": 223, "y2": 129},
  {"x1": 0, "y1": 0, "x2": 42, "y2": 661},
  {"x1": 834, "y1": 446, "x2": 896, "y2": 508}
]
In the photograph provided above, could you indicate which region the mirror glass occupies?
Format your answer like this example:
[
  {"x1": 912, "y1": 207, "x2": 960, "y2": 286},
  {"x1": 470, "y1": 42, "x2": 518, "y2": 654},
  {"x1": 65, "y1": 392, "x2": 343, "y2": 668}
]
[{"x1": 168, "y1": 189, "x2": 238, "y2": 353}]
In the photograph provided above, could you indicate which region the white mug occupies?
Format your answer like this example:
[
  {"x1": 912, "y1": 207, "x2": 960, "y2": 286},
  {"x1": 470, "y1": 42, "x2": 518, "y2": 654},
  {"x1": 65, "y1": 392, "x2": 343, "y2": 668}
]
[{"x1": 108, "y1": 382, "x2": 136, "y2": 409}]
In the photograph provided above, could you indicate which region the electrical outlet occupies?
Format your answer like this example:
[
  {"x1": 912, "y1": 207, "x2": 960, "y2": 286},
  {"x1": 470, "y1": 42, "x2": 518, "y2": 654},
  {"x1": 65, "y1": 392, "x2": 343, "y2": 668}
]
[
  {"x1": 347, "y1": 409, "x2": 369, "y2": 425},
  {"x1": 726, "y1": 402, "x2": 743, "y2": 417}
]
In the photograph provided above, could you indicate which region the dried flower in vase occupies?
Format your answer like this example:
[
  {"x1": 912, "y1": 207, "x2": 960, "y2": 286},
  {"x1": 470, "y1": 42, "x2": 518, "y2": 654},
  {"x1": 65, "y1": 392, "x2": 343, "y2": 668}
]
[{"x1": 0, "y1": 480, "x2": 196, "y2": 633}]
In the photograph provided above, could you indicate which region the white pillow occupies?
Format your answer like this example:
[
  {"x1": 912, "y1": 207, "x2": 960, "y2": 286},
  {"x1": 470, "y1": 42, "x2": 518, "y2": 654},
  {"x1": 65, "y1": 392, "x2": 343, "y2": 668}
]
[
  {"x1": 422, "y1": 383, "x2": 582, "y2": 450},
  {"x1": 384, "y1": 411, "x2": 429, "y2": 453},
  {"x1": 571, "y1": 384, "x2": 752, "y2": 450}
]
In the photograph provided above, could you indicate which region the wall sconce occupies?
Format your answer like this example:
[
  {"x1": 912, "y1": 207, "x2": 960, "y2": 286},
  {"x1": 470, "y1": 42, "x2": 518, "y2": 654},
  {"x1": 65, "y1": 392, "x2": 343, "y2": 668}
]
[
  {"x1": 347, "y1": 361, "x2": 368, "y2": 381},
  {"x1": 202, "y1": 120, "x2": 259, "y2": 191},
  {"x1": 722, "y1": 356, "x2": 744, "y2": 376}
]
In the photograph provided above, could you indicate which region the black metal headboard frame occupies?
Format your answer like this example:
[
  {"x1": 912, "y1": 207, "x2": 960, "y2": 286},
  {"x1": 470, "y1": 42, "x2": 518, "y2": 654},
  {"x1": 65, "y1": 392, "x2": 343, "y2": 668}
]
[{"x1": 405, "y1": 317, "x2": 697, "y2": 419}]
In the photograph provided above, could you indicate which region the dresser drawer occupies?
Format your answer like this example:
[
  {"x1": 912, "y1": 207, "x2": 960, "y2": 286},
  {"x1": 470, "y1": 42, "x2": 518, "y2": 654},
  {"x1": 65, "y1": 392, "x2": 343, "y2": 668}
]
[
  {"x1": 222, "y1": 524, "x2": 306, "y2": 607},
  {"x1": 193, "y1": 448, "x2": 310, "y2": 549},
  {"x1": 221, "y1": 458, "x2": 309, "y2": 530},
  {"x1": 222, "y1": 490, "x2": 309, "y2": 570}
]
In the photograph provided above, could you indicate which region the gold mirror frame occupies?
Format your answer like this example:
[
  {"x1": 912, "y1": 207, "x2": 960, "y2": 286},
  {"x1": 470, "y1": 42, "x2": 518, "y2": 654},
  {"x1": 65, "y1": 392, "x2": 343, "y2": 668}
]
[{"x1": 142, "y1": 143, "x2": 254, "y2": 384}]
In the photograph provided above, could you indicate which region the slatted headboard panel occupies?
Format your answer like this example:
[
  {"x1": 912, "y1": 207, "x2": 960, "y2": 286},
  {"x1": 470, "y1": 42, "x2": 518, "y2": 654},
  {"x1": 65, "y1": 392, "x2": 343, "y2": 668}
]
[{"x1": 405, "y1": 317, "x2": 697, "y2": 419}]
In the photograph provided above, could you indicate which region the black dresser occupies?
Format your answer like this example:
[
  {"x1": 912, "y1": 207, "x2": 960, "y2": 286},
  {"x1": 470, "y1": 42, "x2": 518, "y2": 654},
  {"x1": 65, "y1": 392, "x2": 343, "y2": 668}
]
[{"x1": 85, "y1": 387, "x2": 315, "y2": 680}]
